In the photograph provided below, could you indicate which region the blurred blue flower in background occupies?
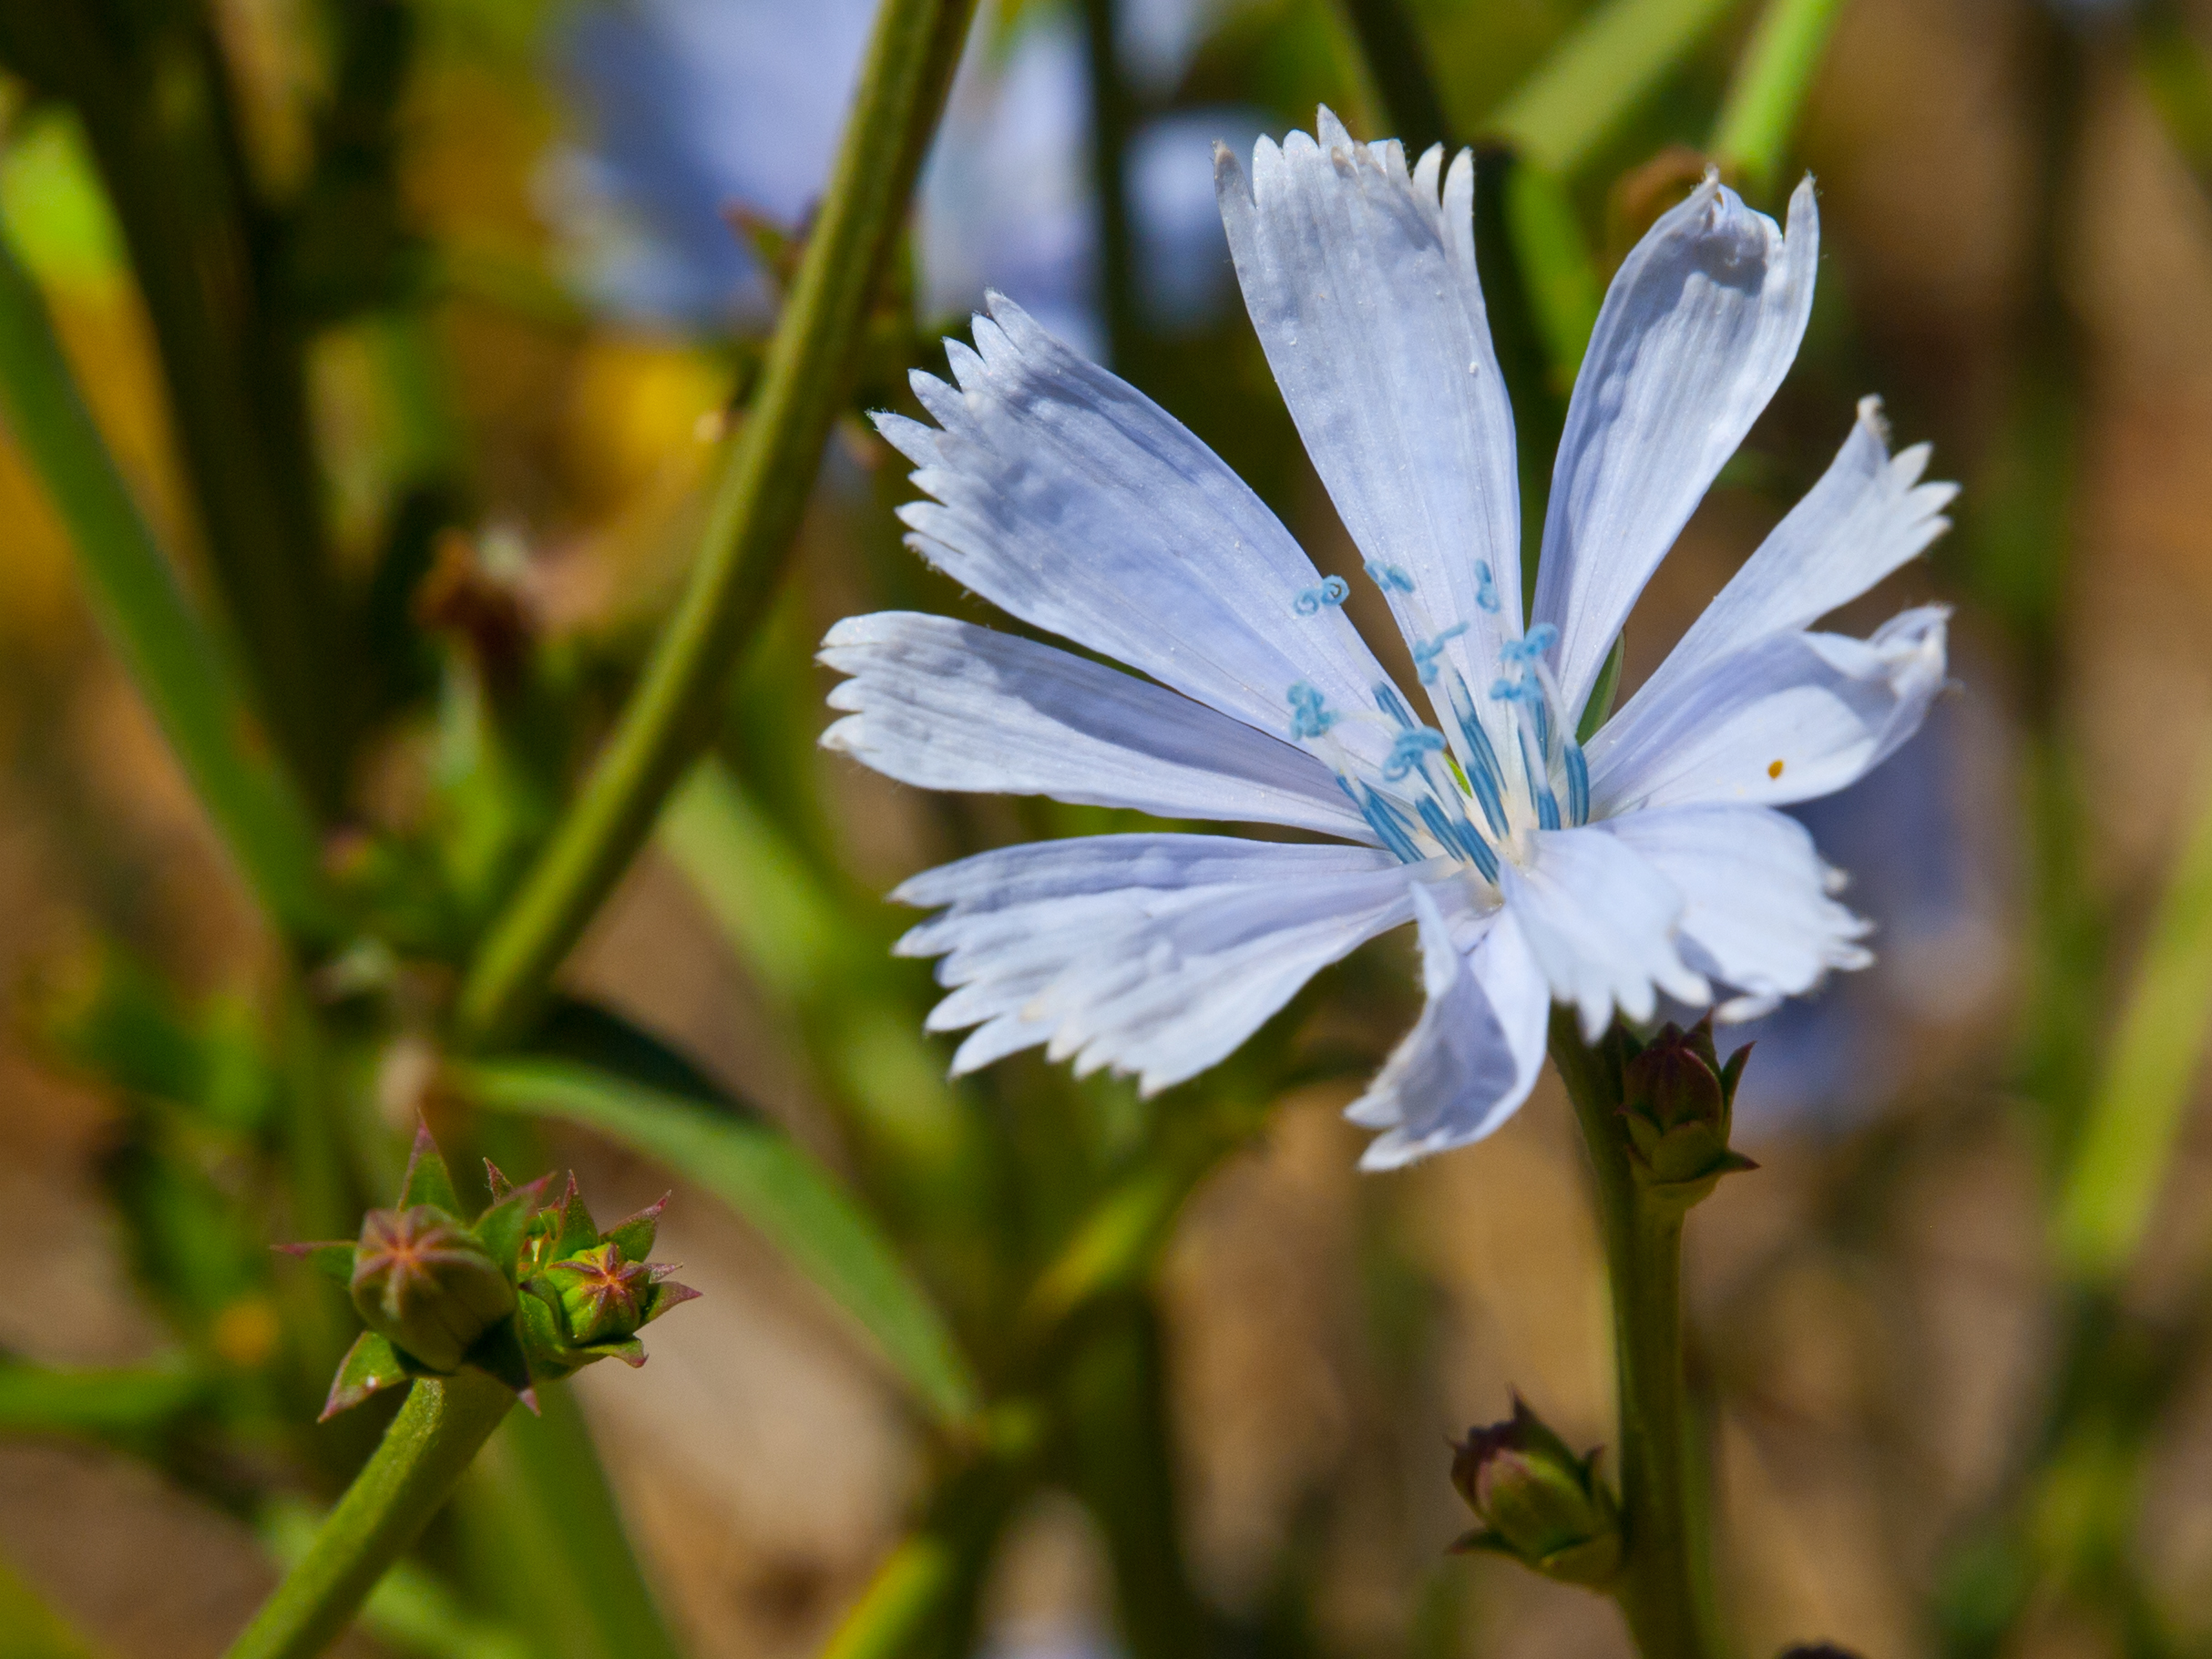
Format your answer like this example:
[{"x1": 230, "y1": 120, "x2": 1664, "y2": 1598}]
[
  {"x1": 1726, "y1": 692, "x2": 2008, "y2": 1134},
  {"x1": 548, "y1": 0, "x2": 1260, "y2": 350}
]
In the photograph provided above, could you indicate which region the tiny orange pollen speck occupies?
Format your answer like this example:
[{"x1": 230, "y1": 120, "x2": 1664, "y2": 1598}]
[{"x1": 1767, "y1": 759, "x2": 1786, "y2": 780}]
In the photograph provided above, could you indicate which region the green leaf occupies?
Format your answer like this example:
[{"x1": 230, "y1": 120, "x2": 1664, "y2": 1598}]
[
  {"x1": 458, "y1": 1057, "x2": 980, "y2": 1428},
  {"x1": 0, "y1": 228, "x2": 337, "y2": 943},
  {"x1": 0, "y1": 1359, "x2": 206, "y2": 1439},
  {"x1": 0, "y1": 1553, "x2": 108, "y2": 1659},
  {"x1": 1486, "y1": 0, "x2": 1745, "y2": 176},
  {"x1": 2137, "y1": 0, "x2": 2212, "y2": 204},
  {"x1": 2053, "y1": 763, "x2": 2212, "y2": 1284},
  {"x1": 1710, "y1": 0, "x2": 1846, "y2": 192},
  {"x1": 657, "y1": 760, "x2": 845, "y2": 1002}
]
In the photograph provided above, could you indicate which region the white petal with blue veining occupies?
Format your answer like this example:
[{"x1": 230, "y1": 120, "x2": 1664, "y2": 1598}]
[
  {"x1": 820, "y1": 612, "x2": 1377, "y2": 841},
  {"x1": 1604, "y1": 805, "x2": 1871, "y2": 1019},
  {"x1": 1216, "y1": 111, "x2": 1523, "y2": 764},
  {"x1": 876, "y1": 292, "x2": 1388, "y2": 738},
  {"x1": 1346, "y1": 888, "x2": 1548, "y2": 1170},
  {"x1": 1620, "y1": 397, "x2": 1956, "y2": 722},
  {"x1": 1587, "y1": 607, "x2": 1949, "y2": 815},
  {"x1": 894, "y1": 835, "x2": 1411, "y2": 1095},
  {"x1": 1499, "y1": 828, "x2": 1708, "y2": 1041},
  {"x1": 1531, "y1": 176, "x2": 1819, "y2": 717}
]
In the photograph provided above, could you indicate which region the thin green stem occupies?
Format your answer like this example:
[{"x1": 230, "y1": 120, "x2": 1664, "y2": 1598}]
[
  {"x1": 224, "y1": 1372, "x2": 515, "y2": 1659},
  {"x1": 1549, "y1": 1014, "x2": 1718, "y2": 1659},
  {"x1": 452, "y1": 0, "x2": 978, "y2": 1051},
  {"x1": 0, "y1": 223, "x2": 336, "y2": 945}
]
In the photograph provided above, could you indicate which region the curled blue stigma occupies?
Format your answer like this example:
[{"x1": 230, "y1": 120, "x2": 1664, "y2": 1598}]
[
  {"x1": 1286, "y1": 681, "x2": 1336, "y2": 740},
  {"x1": 1382, "y1": 728, "x2": 1447, "y2": 782},
  {"x1": 1410, "y1": 622, "x2": 1470, "y2": 685},
  {"x1": 1293, "y1": 574, "x2": 1350, "y2": 616},
  {"x1": 1474, "y1": 561, "x2": 1501, "y2": 614},
  {"x1": 1365, "y1": 560, "x2": 1415, "y2": 595},
  {"x1": 1498, "y1": 622, "x2": 1559, "y2": 667}
]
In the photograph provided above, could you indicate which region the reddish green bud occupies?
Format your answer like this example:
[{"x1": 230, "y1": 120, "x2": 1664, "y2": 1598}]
[
  {"x1": 1618, "y1": 1019, "x2": 1757, "y2": 1210},
  {"x1": 350, "y1": 1204, "x2": 517, "y2": 1372},
  {"x1": 542, "y1": 1243, "x2": 652, "y2": 1346},
  {"x1": 1449, "y1": 1398, "x2": 1622, "y2": 1587}
]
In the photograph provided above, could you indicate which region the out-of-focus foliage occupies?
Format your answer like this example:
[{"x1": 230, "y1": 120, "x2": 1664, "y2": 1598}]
[{"x1": 0, "y1": 0, "x2": 2208, "y2": 1657}]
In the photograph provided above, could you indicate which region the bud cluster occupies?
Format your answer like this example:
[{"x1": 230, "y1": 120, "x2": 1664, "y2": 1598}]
[{"x1": 283, "y1": 1123, "x2": 696, "y2": 1418}]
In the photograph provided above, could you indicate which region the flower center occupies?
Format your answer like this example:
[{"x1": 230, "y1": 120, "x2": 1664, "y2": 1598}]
[{"x1": 1282, "y1": 592, "x2": 1592, "y2": 882}]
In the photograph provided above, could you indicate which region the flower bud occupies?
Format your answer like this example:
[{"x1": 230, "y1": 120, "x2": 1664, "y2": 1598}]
[
  {"x1": 1449, "y1": 1398, "x2": 1622, "y2": 1587},
  {"x1": 1618, "y1": 1019, "x2": 1756, "y2": 1209},
  {"x1": 350, "y1": 1204, "x2": 517, "y2": 1372},
  {"x1": 542, "y1": 1242, "x2": 653, "y2": 1346}
]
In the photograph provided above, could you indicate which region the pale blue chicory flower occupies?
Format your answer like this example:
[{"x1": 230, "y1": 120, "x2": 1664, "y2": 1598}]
[{"x1": 820, "y1": 112, "x2": 1958, "y2": 1169}]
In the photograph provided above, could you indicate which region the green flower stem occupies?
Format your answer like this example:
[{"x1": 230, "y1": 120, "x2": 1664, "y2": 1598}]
[
  {"x1": 1549, "y1": 1013, "x2": 1718, "y2": 1659},
  {"x1": 452, "y1": 0, "x2": 978, "y2": 1052},
  {"x1": 224, "y1": 1372, "x2": 516, "y2": 1659},
  {"x1": 0, "y1": 225, "x2": 337, "y2": 946}
]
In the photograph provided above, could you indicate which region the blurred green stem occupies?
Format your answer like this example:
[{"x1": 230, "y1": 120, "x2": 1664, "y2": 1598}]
[
  {"x1": 472, "y1": 1382, "x2": 685, "y2": 1659},
  {"x1": 1551, "y1": 1014, "x2": 1718, "y2": 1659},
  {"x1": 1709, "y1": 0, "x2": 1844, "y2": 190},
  {"x1": 0, "y1": 225, "x2": 336, "y2": 945},
  {"x1": 1335, "y1": 0, "x2": 1451, "y2": 154},
  {"x1": 223, "y1": 1373, "x2": 514, "y2": 1659},
  {"x1": 453, "y1": 0, "x2": 978, "y2": 1050},
  {"x1": 0, "y1": 0, "x2": 343, "y2": 808}
]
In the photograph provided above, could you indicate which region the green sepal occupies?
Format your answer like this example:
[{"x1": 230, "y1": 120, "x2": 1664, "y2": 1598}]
[
  {"x1": 550, "y1": 1177, "x2": 599, "y2": 1260},
  {"x1": 515, "y1": 1290, "x2": 584, "y2": 1382},
  {"x1": 396, "y1": 1121, "x2": 461, "y2": 1214},
  {"x1": 572, "y1": 1336, "x2": 646, "y2": 1368},
  {"x1": 640, "y1": 1277, "x2": 701, "y2": 1326},
  {"x1": 278, "y1": 1240, "x2": 357, "y2": 1285},
  {"x1": 320, "y1": 1331, "x2": 414, "y2": 1420},
  {"x1": 1718, "y1": 1040, "x2": 1752, "y2": 1106},
  {"x1": 604, "y1": 1195, "x2": 668, "y2": 1264},
  {"x1": 471, "y1": 1174, "x2": 553, "y2": 1283},
  {"x1": 1449, "y1": 1527, "x2": 1514, "y2": 1557}
]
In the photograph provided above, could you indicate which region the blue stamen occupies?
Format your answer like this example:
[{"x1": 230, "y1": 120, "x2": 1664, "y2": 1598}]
[
  {"x1": 1374, "y1": 681, "x2": 1416, "y2": 730},
  {"x1": 1382, "y1": 728, "x2": 1447, "y2": 782},
  {"x1": 1418, "y1": 796, "x2": 1499, "y2": 882},
  {"x1": 1454, "y1": 708, "x2": 1511, "y2": 835},
  {"x1": 1410, "y1": 622, "x2": 1470, "y2": 686},
  {"x1": 1293, "y1": 574, "x2": 1350, "y2": 616},
  {"x1": 1365, "y1": 560, "x2": 1415, "y2": 595},
  {"x1": 1286, "y1": 681, "x2": 1336, "y2": 740},
  {"x1": 1475, "y1": 561, "x2": 1501, "y2": 614},
  {"x1": 1359, "y1": 787, "x2": 1424, "y2": 864},
  {"x1": 1563, "y1": 742, "x2": 1591, "y2": 826},
  {"x1": 1520, "y1": 730, "x2": 1562, "y2": 831}
]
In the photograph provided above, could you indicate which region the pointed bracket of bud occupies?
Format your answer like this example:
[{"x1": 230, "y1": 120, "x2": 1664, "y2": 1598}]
[
  {"x1": 1617, "y1": 1019, "x2": 1758, "y2": 1214},
  {"x1": 1449, "y1": 1396, "x2": 1623, "y2": 1588}
]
